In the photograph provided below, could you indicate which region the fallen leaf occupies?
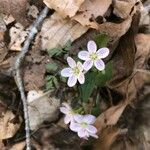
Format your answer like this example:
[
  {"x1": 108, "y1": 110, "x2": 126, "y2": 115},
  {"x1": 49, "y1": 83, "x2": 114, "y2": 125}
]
[
  {"x1": 73, "y1": 0, "x2": 112, "y2": 29},
  {"x1": 40, "y1": 13, "x2": 88, "y2": 50},
  {"x1": 3, "y1": 14, "x2": 15, "y2": 25},
  {"x1": 27, "y1": 5, "x2": 39, "y2": 19},
  {"x1": 0, "y1": 110, "x2": 21, "y2": 139},
  {"x1": 27, "y1": 90, "x2": 60, "y2": 130},
  {"x1": 94, "y1": 102, "x2": 127, "y2": 133},
  {"x1": 43, "y1": 0, "x2": 85, "y2": 18},
  {"x1": 9, "y1": 141, "x2": 26, "y2": 150},
  {"x1": 9, "y1": 23, "x2": 28, "y2": 51},
  {"x1": 0, "y1": 0, "x2": 29, "y2": 26}
]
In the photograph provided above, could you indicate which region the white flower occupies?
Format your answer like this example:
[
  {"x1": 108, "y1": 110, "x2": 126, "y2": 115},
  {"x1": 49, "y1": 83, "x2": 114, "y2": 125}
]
[
  {"x1": 78, "y1": 40, "x2": 109, "y2": 71},
  {"x1": 70, "y1": 114, "x2": 98, "y2": 140},
  {"x1": 60, "y1": 103, "x2": 77, "y2": 124},
  {"x1": 61, "y1": 57, "x2": 85, "y2": 87}
]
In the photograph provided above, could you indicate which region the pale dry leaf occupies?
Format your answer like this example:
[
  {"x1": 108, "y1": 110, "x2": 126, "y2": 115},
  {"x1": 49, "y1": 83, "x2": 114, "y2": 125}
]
[
  {"x1": 9, "y1": 23, "x2": 28, "y2": 51},
  {"x1": 40, "y1": 13, "x2": 88, "y2": 50},
  {"x1": 0, "y1": 110, "x2": 21, "y2": 139},
  {"x1": 94, "y1": 102, "x2": 127, "y2": 133},
  {"x1": 43, "y1": 0, "x2": 85, "y2": 18},
  {"x1": 27, "y1": 90, "x2": 60, "y2": 130},
  {"x1": 27, "y1": 5, "x2": 39, "y2": 19},
  {"x1": 0, "y1": 0, "x2": 29, "y2": 26},
  {"x1": 113, "y1": 0, "x2": 139, "y2": 19},
  {"x1": 9, "y1": 141, "x2": 26, "y2": 150},
  {"x1": 0, "y1": 41, "x2": 8, "y2": 63},
  {"x1": 72, "y1": 0, "x2": 112, "y2": 29},
  {"x1": 3, "y1": 14, "x2": 15, "y2": 25}
]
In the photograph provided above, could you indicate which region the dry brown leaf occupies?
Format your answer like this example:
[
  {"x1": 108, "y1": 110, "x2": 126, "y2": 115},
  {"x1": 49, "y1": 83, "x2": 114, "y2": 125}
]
[
  {"x1": 0, "y1": 0, "x2": 29, "y2": 26},
  {"x1": 9, "y1": 141, "x2": 26, "y2": 150},
  {"x1": 40, "y1": 13, "x2": 88, "y2": 50},
  {"x1": 73, "y1": 0, "x2": 112, "y2": 29},
  {"x1": 9, "y1": 23, "x2": 28, "y2": 51},
  {"x1": 27, "y1": 90, "x2": 60, "y2": 130},
  {"x1": 43, "y1": 0, "x2": 85, "y2": 18},
  {"x1": 27, "y1": 5, "x2": 39, "y2": 19},
  {"x1": 0, "y1": 110, "x2": 21, "y2": 139},
  {"x1": 113, "y1": 0, "x2": 138, "y2": 19},
  {"x1": 94, "y1": 102, "x2": 127, "y2": 133}
]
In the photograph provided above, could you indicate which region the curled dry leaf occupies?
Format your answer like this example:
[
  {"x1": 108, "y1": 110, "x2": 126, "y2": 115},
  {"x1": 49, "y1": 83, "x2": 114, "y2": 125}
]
[
  {"x1": 113, "y1": 0, "x2": 139, "y2": 19},
  {"x1": 40, "y1": 13, "x2": 88, "y2": 50},
  {"x1": 0, "y1": 0, "x2": 29, "y2": 26},
  {"x1": 9, "y1": 23, "x2": 28, "y2": 51},
  {"x1": 27, "y1": 90, "x2": 60, "y2": 130},
  {"x1": 94, "y1": 102, "x2": 127, "y2": 133},
  {"x1": 9, "y1": 141, "x2": 26, "y2": 150},
  {"x1": 43, "y1": 0, "x2": 85, "y2": 18},
  {"x1": 0, "y1": 110, "x2": 22, "y2": 140},
  {"x1": 73, "y1": 0, "x2": 112, "y2": 29}
]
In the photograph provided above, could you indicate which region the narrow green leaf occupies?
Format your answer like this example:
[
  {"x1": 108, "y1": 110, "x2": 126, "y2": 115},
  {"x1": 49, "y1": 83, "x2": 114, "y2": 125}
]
[
  {"x1": 46, "y1": 62, "x2": 58, "y2": 73},
  {"x1": 94, "y1": 34, "x2": 109, "y2": 48}
]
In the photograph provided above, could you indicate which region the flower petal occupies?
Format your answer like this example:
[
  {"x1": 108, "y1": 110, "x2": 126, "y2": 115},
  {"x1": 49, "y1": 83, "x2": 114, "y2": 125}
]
[
  {"x1": 78, "y1": 129, "x2": 89, "y2": 138},
  {"x1": 94, "y1": 59, "x2": 105, "y2": 71},
  {"x1": 67, "y1": 57, "x2": 76, "y2": 68},
  {"x1": 86, "y1": 125, "x2": 97, "y2": 134},
  {"x1": 83, "y1": 60, "x2": 93, "y2": 71},
  {"x1": 83, "y1": 114, "x2": 96, "y2": 124},
  {"x1": 87, "y1": 41, "x2": 97, "y2": 53},
  {"x1": 74, "y1": 114, "x2": 84, "y2": 123},
  {"x1": 60, "y1": 107, "x2": 68, "y2": 114},
  {"x1": 70, "y1": 122, "x2": 82, "y2": 132},
  {"x1": 64, "y1": 115, "x2": 71, "y2": 124},
  {"x1": 61, "y1": 68, "x2": 72, "y2": 77},
  {"x1": 78, "y1": 51, "x2": 90, "y2": 60},
  {"x1": 89, "y1": 133, "x2": 98, "y2": 139},
  {"x1": 67, "y1": 75, "x2": 77, "y2": 87},
  {"x1": 97, "y1": 48, "x2": 109, "y2": 59},
  {"x1": 78, "y1": 73, "x2": 85, "y2": 84},
  {"x1": 62, "y1": 103, "x2": 71, "y2": 109},
  {"x1": 77, "y1": 62, "x2": 84, "y2": 71}
]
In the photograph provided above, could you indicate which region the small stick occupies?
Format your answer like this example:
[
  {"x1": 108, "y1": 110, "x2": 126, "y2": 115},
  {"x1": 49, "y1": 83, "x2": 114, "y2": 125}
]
[{"x1": 15, "y1": 6, "x2": 49, "y2": 150}]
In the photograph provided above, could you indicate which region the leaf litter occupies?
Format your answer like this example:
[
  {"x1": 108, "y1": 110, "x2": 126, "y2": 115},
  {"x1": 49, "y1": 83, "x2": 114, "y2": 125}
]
[{"x1": 0, "y1": 0, "x2": 149, "y2": 149}]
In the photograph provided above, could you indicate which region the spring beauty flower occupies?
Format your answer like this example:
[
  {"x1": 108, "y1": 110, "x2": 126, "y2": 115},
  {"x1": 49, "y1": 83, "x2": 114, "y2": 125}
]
[
  {"x1": 78, "y1": 41, "x2": 109, "y2": 71},
  {"x1": 61, "y1": 57, "x2": 85, "y2": 87},
  {"x1": 70, "y1": 114, "x2": 98, "y2": 139},
  {"x1": 60, "y1": 103, "x2": 77, "y2": 124}
]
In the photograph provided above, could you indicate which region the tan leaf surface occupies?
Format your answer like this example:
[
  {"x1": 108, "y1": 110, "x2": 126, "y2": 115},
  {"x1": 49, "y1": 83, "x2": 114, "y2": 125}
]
[
  {"x1": 0, "y1": 111, "x2": 21, "y2": 139},
  {"x1": 94, "y1": 102, "x2": 127, "y2": 133},
  {"x1": 43, "y1": 0, "x2": 85, "y2": 18},
  {"x1": 9, "y1": 23, "x2": 28, "y2": 51},
  {"x1": 10, "y1": 141, "x2": 26, "y2": 150},
  {"x1": 40, "y1": 13, "x2": 88, "y2": 50},
  {"x1": 27, "y1": 90, "x2": 60, "y2": 130},
  {"x1": 73, "y1": 0, "x2": 112, "y2": 29},
  {"x1": 0, "y1": 0, "x2": 29, "y2": 26}
]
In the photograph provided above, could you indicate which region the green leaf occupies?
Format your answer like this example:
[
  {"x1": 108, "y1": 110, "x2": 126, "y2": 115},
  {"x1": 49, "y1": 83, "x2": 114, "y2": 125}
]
[
  {"x1": 94, "y1": 34, "x2": 109, "y2": 48},
  {"x1": 47, "y1": 47, "x2": 62, "y2": 57},
  {"x1": 96, "y1": 61, "x2": 113, "y2": 87},
  {"x1": 53, "y1": 76, "x2": 59, "y2": 88},
  {"x1": 46, "y1": 80, "x2": 54, "y2": 90},
  {"x1": 63, "y1": 40, "x2": 72, "y2": 52},
  {"x1": 79, "y1": 71, "x2": 97, "y2": 103},
  {"x1": 91, "y1": 94, "x2": 100, "y2": 116},
  {"x1": 46, "y1": 62, "x2": 58, "y2": 73}
]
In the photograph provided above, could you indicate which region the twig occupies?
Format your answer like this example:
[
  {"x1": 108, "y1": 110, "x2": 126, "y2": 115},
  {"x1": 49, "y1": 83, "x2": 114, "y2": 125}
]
[
  {"x1": 134, "y1": 68, "x2": 150, "y2": 76},
  {"x1": 15, "y1": 6, "x2": 49, "y2": 150}
]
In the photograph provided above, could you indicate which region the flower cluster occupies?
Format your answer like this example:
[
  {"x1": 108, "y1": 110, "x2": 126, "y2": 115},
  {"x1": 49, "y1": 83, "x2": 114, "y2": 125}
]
[
  {"x1": 61, "y1": 40, "x2": 109, "y2": 87},
  {"x1": 60, "y1": 103, "x2": 98, "y2": 139}
]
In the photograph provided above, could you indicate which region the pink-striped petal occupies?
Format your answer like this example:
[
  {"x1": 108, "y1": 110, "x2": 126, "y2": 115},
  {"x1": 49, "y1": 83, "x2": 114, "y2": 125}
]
[
  {"x1": 87, "y1": 41, "x2": 97, "y2": 53},
  {"x1": 77, "y1": 62, "x2": 83, "y2": 71},
  {"x1": 78, "y1": 73, "x2": 85, "y2": 84},
  {"x1": 64, "y1": 115, "x2": 71, "y2": 124},
  {"x1": 94, "y1": 59, "x2": 105, "y2": 71},
  {"x1": 62, "y1": 103, "x2": 71, "y2": 110},
  {"x1": 86, "y1": 125, "x2": 97, "y2": 134},
  {"x1": 97, "y1": 48, "x2": 109, "y2": 59},
  {"x1": 74, "y1": 114, "x2": 84, "y2": 123},
  {"x1": 89, "y1": 133, "x2": 98, "y2": 139},
  {"x1": 78, "y1": 129, "x2": 89, "y2": 138},
  {"x1": 67, "y1": 57, "x2": 76, "y2": 68},
  {"x1": 67, "y1": 75, "x2": 77, "y2": 87},
  {"x1": 78, "y1": 51, "x2": 90, "y2": 60},
  {"x1": 61, "y1": 68, "x2": 72, "y2": 77},
  {"x1": 83, "y1": 115, "x2": 96, "y2": 124},
  {"x1": 60, "y1": 107, "x2": 68, "y2": 114},
  {"x1": 83, "y1": 60, "x2": 93, "y2": 71},
  {"x1": 70, "y1": 122, "x2": 82, "y2": 132}
]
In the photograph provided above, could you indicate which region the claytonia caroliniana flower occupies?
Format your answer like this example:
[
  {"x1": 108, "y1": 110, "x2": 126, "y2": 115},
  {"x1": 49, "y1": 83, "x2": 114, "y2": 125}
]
[
  {"x1": 61, "y1": 57, "x2": 85, "y2": 87},
  {"x1": 70, "y1": 114, "x2": 98, "y2": 140},
  {"x1": 60, "y1": 103, "x2": 77, "y2": 124},
  {"x1": 78, "y1": 40, "x2": 109, "y2": 71}
]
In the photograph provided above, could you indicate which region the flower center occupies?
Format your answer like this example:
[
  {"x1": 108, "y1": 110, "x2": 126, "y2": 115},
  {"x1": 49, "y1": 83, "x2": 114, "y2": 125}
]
[
  {"x1": 80, "y1": 122, "x2": 88, "y2": 128},
  {"x1": 90, "y1": 53, "x2": 98, "y2": 61},
  {"x1": 73, "y1": 67, "x2": 80, "y2": 76}
]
